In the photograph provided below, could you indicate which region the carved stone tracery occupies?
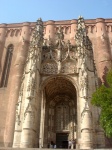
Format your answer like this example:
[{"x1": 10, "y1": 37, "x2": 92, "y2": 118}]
[
  {"x1": 56, "y1": 102, "x2": 69, "y2": 131},
  {"x1": 41, "y1": 27, "x2": 78, "y2": 75},
  {"x1": 47, "y1": 93, "x2": 76, "y2": 142}
]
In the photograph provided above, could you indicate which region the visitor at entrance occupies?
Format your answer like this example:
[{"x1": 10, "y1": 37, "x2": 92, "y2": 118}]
[
  {"x1": 68, "y1": 140, "x2": 72, "y2": 149},
  {"x1": 54, "y1": 143, "x2": 57, "y2": 148},
  {"x1": 50, "y1": 141, "x2": 54, "y2": 148},
  {"x1": 71, "y1": 139, "x2": 76, "y2": 149}
]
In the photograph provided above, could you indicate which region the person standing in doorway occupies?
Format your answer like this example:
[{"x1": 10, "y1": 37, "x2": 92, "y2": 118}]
[
  {"x1": 54, "y1": 143, "x2": 57, "y2": 148},
  {"x1": 68, "y1": 140, "x2": 72, "y2": 149},
  {"x1": 50, "y1": 141, "x2": 54, "y2": 148}
]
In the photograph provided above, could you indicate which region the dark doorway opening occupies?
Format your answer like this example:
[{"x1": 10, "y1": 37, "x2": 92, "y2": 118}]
[{"x1": 56, "y1": 133, "x2": 68, "y2": 148}]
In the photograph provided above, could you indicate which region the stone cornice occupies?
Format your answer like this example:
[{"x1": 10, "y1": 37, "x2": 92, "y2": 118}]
[{"x1": 0, "y1": 18, "x2": 112, "y2": 29}]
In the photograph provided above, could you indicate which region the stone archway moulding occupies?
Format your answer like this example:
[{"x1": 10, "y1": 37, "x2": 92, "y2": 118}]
[
  {"x1": 39, "y1": 74, "x2": 80, "y2": 148},
  {"x1": 40, "y1": 74, "x2": 79, "y2": 97}
]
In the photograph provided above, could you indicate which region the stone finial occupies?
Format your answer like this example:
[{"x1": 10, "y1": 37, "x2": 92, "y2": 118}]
[
  {"x1": 75, "y1": 16, "x2": 93, "y2": 52},
  {"x1": 77, "y1": 16, "x2": 86, "y2": 30},
  {"x1": 36, "y1": 18, "x2": 43, "y2": 25},
  {"x1": 36, "y1": 18, "x2": 43, "y2": 34},
  {"x1": 30, "y1": 18, "x2": 43, "y2": 48}
]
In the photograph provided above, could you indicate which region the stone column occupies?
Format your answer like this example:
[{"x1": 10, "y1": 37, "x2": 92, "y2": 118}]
[
  {"x1": 39, "y1": 90, "x2": 48, "y2": 148},
  {"x1": 80, "y1": 102, "x2": 93, "y2": 149},
  {"x1": 20, "y1": 100, "x2": 36, "y2": 148},
  {"x1": 4, "y1": 22, "x2": 30, "y2": 147},
  {"x1": 0, "y1": 24, "x2": 7, "y2": 73},
  {"x1": 79, "y1": 69, "x2": 93, "y2": 149},
  {"x1": 39, "y1": 90, "x2": 46, "y2": 148},
  {"x1": 95, "y1": 18, "x2": 112, "y2": 83}
]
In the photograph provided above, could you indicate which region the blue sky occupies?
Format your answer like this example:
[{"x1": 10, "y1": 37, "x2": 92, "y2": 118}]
[{"x1": 0, "y1": 0, "x2": 112, "y2": 24}]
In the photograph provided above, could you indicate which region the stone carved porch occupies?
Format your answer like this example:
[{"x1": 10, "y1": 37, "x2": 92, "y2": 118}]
[{"x1": 12, "y1": 17, "x2": 105, "y2": 149}]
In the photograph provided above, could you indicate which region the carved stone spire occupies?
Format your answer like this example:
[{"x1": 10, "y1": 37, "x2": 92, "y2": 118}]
[
  {"x1": 13, "y1": 18, "x2": 44, "y2": 148},
  {"x1": 75, "y1": 16, "x2": 88, "y2": 98},
  {"x1": 75, "y1": 16, "x2": 86, "y2": 48},
  {"x1": 75, "y1": 16, "x2": 94, "y2": 149},
  {"x1": 75, "y1": 16, "x2": 93, "y2": 57}
]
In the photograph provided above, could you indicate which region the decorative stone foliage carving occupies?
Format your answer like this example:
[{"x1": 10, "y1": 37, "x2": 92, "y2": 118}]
[
  {"x1": 75, "y1": 16, "x2": 96, "y2": 99},
  {"x1": 75, "y1": 16, "x2": 95, "y2": 72},
  {"x1": 42, "y1": 17, "x2": 95, "y2": 76},
  {"x1": 41, "y1": 27, "x2": 78, "y2": 74},
  {"x1": 61, "y1": 60, "x2": 77, "y2": 74},
  {"x1": 41, "y1": 62, "x2": 58, "y2": 74},
  {"x1": 23, "y1": 18, "x2": 43, "y2": 117},
  {"x1": 24, "y1": 103, "x2": 35, "y2": 124},
  {"x1": 15, "y1": 82, "x2": 24, "y2": 125}
]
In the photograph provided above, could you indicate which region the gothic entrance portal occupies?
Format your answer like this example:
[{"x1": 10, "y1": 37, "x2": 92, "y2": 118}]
[{"x1": 40, "y1": 77, "x2": 77, "y2": 148}]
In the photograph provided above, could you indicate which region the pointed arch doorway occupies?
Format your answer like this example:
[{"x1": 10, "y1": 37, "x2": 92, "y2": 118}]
[{"x1": 40, "y1": 76, "x2": 77, "y2": 148}]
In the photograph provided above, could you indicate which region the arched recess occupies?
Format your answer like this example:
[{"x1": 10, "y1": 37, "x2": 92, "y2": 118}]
[
  {"x1": 40, "y1": 76, "x2": 79, "y2": 148},
  {"x1": 0, "y1": 44, "x2": 13, "y2": 87}
]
